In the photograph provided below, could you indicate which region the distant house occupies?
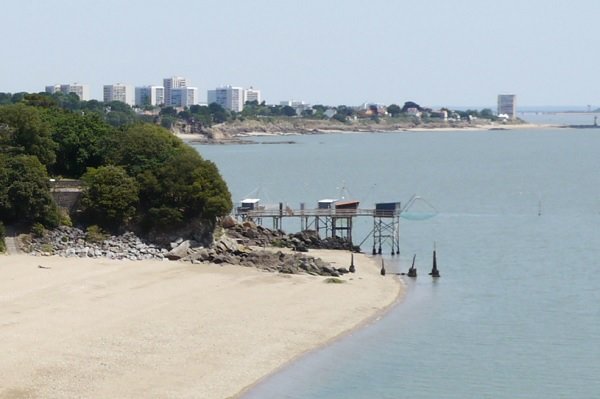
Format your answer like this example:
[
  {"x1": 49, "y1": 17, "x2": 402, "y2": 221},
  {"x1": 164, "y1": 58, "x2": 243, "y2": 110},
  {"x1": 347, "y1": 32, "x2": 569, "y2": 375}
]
[
  {"x1": 429, "y1": 110, "x2": 448, "y2": 120},
  {"x1": 405, "y1": 107, "x2": 422, "y2": 118},
  {"x1": 324, "y1": 108, "x2": 336, "y2": 118}
]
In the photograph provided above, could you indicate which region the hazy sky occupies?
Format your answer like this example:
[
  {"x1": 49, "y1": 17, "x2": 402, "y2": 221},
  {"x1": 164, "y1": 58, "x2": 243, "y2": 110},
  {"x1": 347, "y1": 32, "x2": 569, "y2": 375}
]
[{"x1": 2, "y1": 0, "x2": 599, "y2": 107}]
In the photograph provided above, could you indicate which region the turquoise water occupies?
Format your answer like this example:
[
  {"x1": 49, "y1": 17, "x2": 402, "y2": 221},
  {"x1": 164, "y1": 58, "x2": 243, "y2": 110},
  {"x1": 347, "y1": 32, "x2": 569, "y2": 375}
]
[{"x1": 193, "y1": 128, "x2": 600, "y2": 398}]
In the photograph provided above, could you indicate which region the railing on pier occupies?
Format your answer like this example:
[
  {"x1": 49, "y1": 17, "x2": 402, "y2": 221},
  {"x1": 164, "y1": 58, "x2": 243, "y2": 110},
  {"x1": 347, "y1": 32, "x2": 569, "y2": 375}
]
[{"x1": 237, "y1": 208, "x2": 400, "y2": 219}]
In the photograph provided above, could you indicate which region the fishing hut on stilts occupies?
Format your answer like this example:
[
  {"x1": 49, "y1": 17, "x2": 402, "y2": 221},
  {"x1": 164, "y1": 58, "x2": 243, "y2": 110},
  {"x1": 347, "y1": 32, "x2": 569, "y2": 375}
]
[{"x1": 235, "y1": 189, "x2": 437, "y2": 255}]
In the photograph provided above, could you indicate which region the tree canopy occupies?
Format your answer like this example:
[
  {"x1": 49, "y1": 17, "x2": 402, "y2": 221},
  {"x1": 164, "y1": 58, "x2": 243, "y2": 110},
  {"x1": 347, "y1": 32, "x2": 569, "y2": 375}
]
[
  {"x1": 81, "y1": 165, "x2": 139, "y2": 229},
  {"x1": 0, "y1": 96, "x2": 233, "y2": 233},
  {"x1": 0, "y1": 154, "x2": 59, "y2": 226}
]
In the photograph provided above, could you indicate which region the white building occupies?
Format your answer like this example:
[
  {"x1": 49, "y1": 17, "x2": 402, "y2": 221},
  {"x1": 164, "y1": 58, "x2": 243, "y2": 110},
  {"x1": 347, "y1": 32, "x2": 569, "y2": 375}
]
[
  {"x1": 497, "y1": 94, "x2": 516, "y2": 119},
  {"x1": 207, "y1": 85, "x2": 245, "y2": 112},
  {"x1": 103, "y1": 83, "x2": 134, "y2": 105},
  {"x1": 244, "y1": 87, "x2": 261, "y2": 104},
  {"x1": 45, "y1": 83, "x2": 90, "y2": 100},
  {"x1": 135, "y1": 85, "x2": 165, "y2": 107},
  {"x1": 163, "y1": 76, "x2": 187, "y2": 107},
  {"x1": 170, "y1": 87, "x2": 198, "y2": 107}
]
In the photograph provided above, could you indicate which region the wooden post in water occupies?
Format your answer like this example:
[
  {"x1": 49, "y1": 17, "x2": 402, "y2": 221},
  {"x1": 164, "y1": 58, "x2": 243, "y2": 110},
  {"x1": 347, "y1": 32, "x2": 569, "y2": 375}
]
[
  {"x1": 407, "y1": 254, "x2": 417, "y2": 277},
  {"x1": 429, "y1": 243, "x2": 440, "y2": 277}
]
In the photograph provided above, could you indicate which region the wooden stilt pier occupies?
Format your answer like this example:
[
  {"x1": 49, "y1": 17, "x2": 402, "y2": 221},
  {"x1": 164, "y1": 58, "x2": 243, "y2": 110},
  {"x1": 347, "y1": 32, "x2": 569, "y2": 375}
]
[{"x1": 235, "y1": 199, "x2": 401, "y2": 252}]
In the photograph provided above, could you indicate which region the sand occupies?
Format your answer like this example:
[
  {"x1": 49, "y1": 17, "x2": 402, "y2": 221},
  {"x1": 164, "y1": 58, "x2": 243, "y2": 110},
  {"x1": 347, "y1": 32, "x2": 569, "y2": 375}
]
[{"x1": 0, "y1": 250, "x2": 402, "y2": 399}]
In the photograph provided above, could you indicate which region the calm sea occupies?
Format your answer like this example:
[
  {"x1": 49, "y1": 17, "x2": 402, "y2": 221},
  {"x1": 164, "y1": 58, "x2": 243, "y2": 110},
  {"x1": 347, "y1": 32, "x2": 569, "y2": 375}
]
[{"x1": 193, "y1": 119, "x2": 600, "y2": 398}]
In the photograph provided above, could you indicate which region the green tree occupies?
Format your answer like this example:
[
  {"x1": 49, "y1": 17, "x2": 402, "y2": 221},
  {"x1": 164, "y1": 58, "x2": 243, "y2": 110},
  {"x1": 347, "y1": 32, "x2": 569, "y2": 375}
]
[
  {"x1": 45, "y1": 109, "x2": 113, "y2": 178},
  {"x1": 0, "y1": 103, "x2": 57, "y2": 167},
  {"x1": 387, "y1": 104, "x2": 401, "y2": 117},
  {"x1": 0, "y1": 154, "x2": 60, "y2": 227},
  {"x1": 109, "y1": 124, "x2": 182, "y2": 177},
  {"x1": 189, "y1": 105, "x2": 213, "y2": 127},
  {"x1": 81, "y1": 165, "x2": 139, "y2": 230},
  {"x1": 137, "y1": 146, "x2": 232, "y2": 227},
  {"x1": 281, "y1": 105, "x2": 297, "y2": 117},
  {"x1": 208, "y1": 103, "x2": 229, "y2": 124},
  {"x1": 480, "y1": 108, "x2": 494, "y2": 119},
  {"x1": 311, "y1": 105, "x2": 327, "y2": 119}
]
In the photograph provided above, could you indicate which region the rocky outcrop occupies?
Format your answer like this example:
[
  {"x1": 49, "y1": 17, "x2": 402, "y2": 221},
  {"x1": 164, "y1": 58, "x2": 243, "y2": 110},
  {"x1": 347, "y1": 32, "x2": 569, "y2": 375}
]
[
  {"x1": 27, "y1": 226, "x2": 168, "y2": 260},
  {"x1": 25, "y1": 222, "x2": 356, "y2": 277},
  {"x1": 225, "y1": 222, "x2": 359, "y2": 251},
  {"x1": 180, "y1": 235, "x2": 349, "y2": 277}
]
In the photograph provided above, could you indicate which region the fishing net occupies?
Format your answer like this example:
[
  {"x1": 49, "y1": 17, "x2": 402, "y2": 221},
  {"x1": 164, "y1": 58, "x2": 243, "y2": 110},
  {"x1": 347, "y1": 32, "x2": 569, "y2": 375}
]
[{"x1": 400, "y1": 196, "x2": 438, "y2": 220}]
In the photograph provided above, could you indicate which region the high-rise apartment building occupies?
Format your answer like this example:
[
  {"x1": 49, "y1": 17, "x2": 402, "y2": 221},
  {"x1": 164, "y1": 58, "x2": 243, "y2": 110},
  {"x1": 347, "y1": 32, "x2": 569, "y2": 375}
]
[
  {"x1": 244, "y1": 87, "x2": 261, "y2": 104},
  {"x1": 497, "y1": 94, "x2": 516, "y2": 119},
  {"x1": 103, "y1": 83, "x2": 134, "y2": 105},
  {"x1": 45, "y1": 83, "x2": 90, "y2": 100},
  {"x1": 163, "y1": 76, "x2": 187, "y2": 107},
  {"x1": 135, "y1": 86, "x2": 165, "y2": 107},
  {"x1": 207, "y1": 85, "x2": 245, "y2": 112},
  {"x1": 170, "y1": 87, "x2": 198, "y2": 107}
]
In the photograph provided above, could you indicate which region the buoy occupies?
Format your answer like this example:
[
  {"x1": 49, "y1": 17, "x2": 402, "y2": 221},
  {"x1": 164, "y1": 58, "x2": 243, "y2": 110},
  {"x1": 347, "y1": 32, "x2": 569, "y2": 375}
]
[
  {"x1": 349, "y1": 252, "x2": 356, "y2": 273},
  {"x1": 380, "y1": 259, "x2": 386, "y2": 276},
  {"x1": 429, "y1": 244, "x2": 440, "y2": 277},
  {"x1": 407, "y1": 254, "x2": 417, "y2": 277}
]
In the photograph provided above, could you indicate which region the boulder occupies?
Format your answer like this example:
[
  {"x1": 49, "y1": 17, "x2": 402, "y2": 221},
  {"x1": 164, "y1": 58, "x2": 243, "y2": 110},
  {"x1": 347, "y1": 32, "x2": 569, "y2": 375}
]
[
  {"x1": 166, "y1": 240, "x2": 191, "y2": 260},
  {"x1": 221, "y1": 215, "x2": 237, "y2": 229}
]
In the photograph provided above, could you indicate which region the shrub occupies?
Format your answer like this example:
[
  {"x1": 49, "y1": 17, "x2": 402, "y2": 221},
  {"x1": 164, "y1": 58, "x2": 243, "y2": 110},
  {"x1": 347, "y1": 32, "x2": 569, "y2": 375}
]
[
  {"x1": 86, "y1": 225, "x2": 107, "y2": 243},
  {"x1": 59, "y1": 209, "x2": 72, "y2": 227},
  {"x1": 31, "y1": 222, "x2": 45, "y2": 238}
]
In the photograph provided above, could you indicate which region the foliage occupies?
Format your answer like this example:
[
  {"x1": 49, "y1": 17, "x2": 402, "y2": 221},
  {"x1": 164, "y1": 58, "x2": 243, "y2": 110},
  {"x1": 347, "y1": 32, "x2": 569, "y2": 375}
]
[
  {"x1": 0, "y1": 103, "x2": 58, "y2": 167},
  {"x1": 0, "y1": 154, "x2": 60, "y2": 227},
  {"x1": 387, "y1": 104, "x2": 402, "y2": 117},
  {"x1": 59, "y1": 209, "x2": 72, "y2": 227},
  {"x1": 208, "y1": 103, "x2": 230, "y2": 124},
  {"x1": 137, "y1": 145, "x2": 232, "y2": 227},
  {"x1": 281, "y1": 105, "x2": 297, "y2": 117},
  {"x1": 44, "y1": 108, "x2": 113, "y2": 178},
  {"x1": 332, "y1": 105, "x2": 355, "y2": 122},
  {"x1": 402, "y1": 101, "x2": 422, "y2": 113},
  {"x1": 81, "y1": 165, "x2": 139, "y2": 230},
  {"x1": 108, "y1": 124, "x2": 182, "y2": 177},
  {"x1": 160, "y1": 115, "x2": 176, "y2": 129},
  {"x1": 31, "y1": 222, "x2": 46, "y2": 237},
  {"x1": 86, "y1": 225, "x2": 108, "y2": 243}
]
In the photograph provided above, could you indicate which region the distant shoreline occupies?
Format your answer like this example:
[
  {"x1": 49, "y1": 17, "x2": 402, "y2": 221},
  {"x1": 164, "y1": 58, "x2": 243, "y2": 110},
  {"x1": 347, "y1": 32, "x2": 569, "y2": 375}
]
[{"x1": 175, "y1": 121, "x2": 563, "y2": 144}]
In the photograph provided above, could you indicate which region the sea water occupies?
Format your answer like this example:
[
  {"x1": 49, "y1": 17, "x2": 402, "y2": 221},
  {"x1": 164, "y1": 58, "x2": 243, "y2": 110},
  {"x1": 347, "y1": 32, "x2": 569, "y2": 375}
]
[{"x1": 193, "y1": 126, "x2": 600, "y2": 398}]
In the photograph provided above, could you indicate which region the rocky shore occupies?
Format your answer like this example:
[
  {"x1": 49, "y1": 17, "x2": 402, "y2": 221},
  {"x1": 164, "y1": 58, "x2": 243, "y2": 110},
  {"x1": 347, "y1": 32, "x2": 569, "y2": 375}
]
[
  {"x1": 176, "y1": 117, "x2": 532, "y2": 144},
  {"x1": 25, "y1": 220, "x2": 358, "y2": 277}
]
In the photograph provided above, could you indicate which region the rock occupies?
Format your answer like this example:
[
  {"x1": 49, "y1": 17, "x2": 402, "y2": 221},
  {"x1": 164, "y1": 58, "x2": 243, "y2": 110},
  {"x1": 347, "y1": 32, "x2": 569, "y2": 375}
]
[
  {"x1": 166, "y1": 240, "x2": 191, "y2": 260},
  {"x1": 221, "y1": 215, "x2": 237, "y2": 229}
]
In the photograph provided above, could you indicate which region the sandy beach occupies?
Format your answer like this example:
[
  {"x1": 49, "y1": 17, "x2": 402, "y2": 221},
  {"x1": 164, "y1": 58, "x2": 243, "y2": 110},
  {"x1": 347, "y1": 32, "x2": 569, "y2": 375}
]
[{"x1": 0, "y1": 250, "x2": 402, "y2": 399}]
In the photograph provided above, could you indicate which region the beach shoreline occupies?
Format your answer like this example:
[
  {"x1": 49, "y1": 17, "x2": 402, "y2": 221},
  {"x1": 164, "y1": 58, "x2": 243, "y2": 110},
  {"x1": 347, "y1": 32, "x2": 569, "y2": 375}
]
[
  {"x1": 175, "y1": 122, "x2": 561, "y2": 143},
  {"x1": 0, "y1": 250, "x2": 402, "y2": 399}
]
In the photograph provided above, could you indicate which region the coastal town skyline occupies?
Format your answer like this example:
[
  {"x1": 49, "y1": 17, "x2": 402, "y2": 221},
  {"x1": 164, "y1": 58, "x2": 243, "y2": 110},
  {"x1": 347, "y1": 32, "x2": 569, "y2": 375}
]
[{"x1": 2, "y1": 0, "x2": 600, "y2": 107}]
